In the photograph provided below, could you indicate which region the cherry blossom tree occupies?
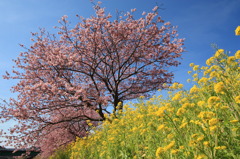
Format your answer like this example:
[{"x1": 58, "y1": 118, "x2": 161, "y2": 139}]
[{"x1": 0, "y1": 3, "x2": 184, "y2": 157}]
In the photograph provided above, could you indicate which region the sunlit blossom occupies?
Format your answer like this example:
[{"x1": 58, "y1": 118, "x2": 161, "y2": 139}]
[
  {"x1": 156, "y1": 147, "x2": 164, "y2": 157},
  {"x1": 193, "y1": 65, "x2": 199, "y2": 71},
  {"x1": 235, "y1": 26, "x2": 240, "y2": 35},
  {"x1": 234, "y1": 96, "x2": 240, "y2": 103},
  {"x1": 235, "y1": 50, "x2": 240, "y2": 59},
  {"x1": 215, "y1": 49, "x2": 224, "y2": 57},
  {"x1": 215, "y1": 146, "x2": 227, "y2": 150},
  {"x1": 214, "y1": 82, "x2": 225, "y2": 94},
  {"x1": 230, "y1": 120, "x2": 239, "y2": 123},
  {"x1": 227, "y1": 56, "x2": 235, "y2": 64},
  {"x1": 209, "y1": 118, "x2": 219, "y2": 126}
]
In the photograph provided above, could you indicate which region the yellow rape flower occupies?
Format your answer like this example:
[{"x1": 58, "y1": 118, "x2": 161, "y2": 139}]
[
  {"x1": 221, "y1": 106, "x2": 229, "y2": 109},
  {"x1": 214, "y1": 82, "x2": 225, "y2": 94},
  {"x1": 209, "y1": 118, "x2": 219, "y2": 126},
  {"x1": 140, "y1": 129, "x2": 147, "y2": 135},
  {"x1": 235, "y1": 50, "x2": 240, "y2": 59},
  {"x1": 234, "y1": 96, "x2": 240, "y2": 103},
  {"x1": 209, "y1": 71, "x2": 218, "y2": 79},
  {"x1": 193, "y1": 77, "x2": 199, "y2": 82},
  {"x1": 88, "y1": 122, "x2": 93, "y2": 126},
  {"x1": 214, "y1": 146, "x2": 227, "y2": 150},
  {"x1": 189, "y1": 140, "x2": 197, "y2": 147},
  {"x1": 157, "y1": 124, "x2": 165, "y2": 131},
  {"x1": 235, "y1": 26, "x2": 240, "y2": 35},
  {"x1": 167, "y1": 133, "x2": 174, "y2": 139},
  {"x1": 184, "y1": 152, "x2": 190, "y2": 156},
  {"x1": 190, "y1": 85, "x2": 199, "y2": 94},
  {"x1": 131, "y1": 127, "x2": 138, "y2": 132},
  {"x1": 179, "y1": 122, "x2": 187, "y2": 128},
  {"x1": 171, "y1": 149, "x2": 179, "y2": 154},
  {"x1": 198, "y1": 77, "x2": 208, "y2": 84},
  {"x1": 198, "y1": 111, "x2": 216, "y2": 120},
  {"x1": 155, "y1": 106, "x2": 167, "y2": 117},
  {"x1": 182, "y1": 103, "x2": 191, "y2": 109},
  {"x1": 195, "y1": 154, "x2": 207, "y2": 159},
  {"x1": 197, "y1": 101, "x2": 205, "y2": 107},
  {"x1": 191, "y1": 134, "x2": 198, "y2": 138},
  {"x1": 179, "y1": 146, "x2": 184, "y2": 149},
  {"x1": 232, "y1": 128, "x2": 238, "y2": 132},
  {"x1": 109, "y1": 137, "x2": 115, "y2": 141},
  {"x1": 139, "y1": 95, "x2": 145, "y2": 99},
  {"x1": 215, "y1": 49, "x2": 224, "y2": 57},
  {"x1": 192, "y1": 73, "x2": 198, "y2": 78},
  {"x1": 196, "y1": 135, "x2": 204, "y2": 141},
  {"x1": 214, "y1": 103, "x2": 221, "y2": 109},
  {"x1": 164, "y1": 141, "x2": 175, "y2": 150},
  {"x1": 206, "y1": 57, "x2": 215, "y2": 65},
  {"x1": 189, "y1": 63, "x2": 194, "y2": 67},
  {"x1": 173, "y1": 118, "x2": 180, "y2": 122},
  {"x1": 230, "y1": 120, "x2": 239, "y2": 123},
  {"x1": 227, "y1": 56, "x2": 235, "y2": 64},
  {"x1": 156, "y1": 147, "x2": 164, "y2": 157},
  {"x1": 201, "y1": 66, "x2": 208, "y2": 70},
  {"x1": 207, "y1": 96, "x2": 220, "y2": 105},
  {"x1": 211, "y1": 65, "x2": 221, "y2": 70},
  {"x1": 172, "y1": 93, "x2": 181, "y2": 101},
  {"x1": 147, "y1": 122, "x2": 153, "y2": 126},
  {"x1": 170, "y1": 82, "x2": 178, "y2": 89},
  {"x1": 178, "y1": 84, "x2": 184, "y2": 89},
  {"x1": 209, "y1": 125, "x2": 218, "y2": 132},
  {"x1": 180, "y1": 97, "x2": 188, "y2": 103},
  {"x1": 176, "y1": 107, "x2": 186, "y2": 116},
  {"x1": 203, "y1": 69, "x2": 211, "y2": 76},
  {"x1": 193, "y1": 65, "x2": 199, "y2": 71},
  {"x1": 203, "y1": 141, "x2": 209, "y2": 147},
  {"x1": 190, "y1": 103, "x2": 195, "y2": 107},
  {"x1": 196, "y1": 120, "x2": 203, "y2": 126}
]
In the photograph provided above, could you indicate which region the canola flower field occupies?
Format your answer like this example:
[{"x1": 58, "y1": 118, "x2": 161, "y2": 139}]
[{"x1": 51, "y1": 29, "x2": 240, "y2": 159}]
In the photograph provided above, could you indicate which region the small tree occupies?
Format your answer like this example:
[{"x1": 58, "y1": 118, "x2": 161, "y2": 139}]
[{"x1": 0, "y1": 3, "x2": 184, "y2": 157}]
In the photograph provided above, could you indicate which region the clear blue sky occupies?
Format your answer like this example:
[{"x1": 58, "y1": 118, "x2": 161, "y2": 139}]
[{"x1": 0, "y1": 0, "x2": 240, "y2": 144}]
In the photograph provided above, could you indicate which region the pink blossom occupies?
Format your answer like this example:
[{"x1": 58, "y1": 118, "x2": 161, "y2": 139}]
[{"x1": 152, "y1": 6, "x2": 159, "y2": 12}]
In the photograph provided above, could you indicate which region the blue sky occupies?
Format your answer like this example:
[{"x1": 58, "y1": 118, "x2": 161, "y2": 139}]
[{"x1": 0, "y1": 0, "x2": 240, "y2": 144}]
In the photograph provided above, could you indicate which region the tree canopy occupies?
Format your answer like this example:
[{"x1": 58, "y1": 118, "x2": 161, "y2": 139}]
[{"x1": 0, "y1": 3, "x2": 184, "y2": 157}]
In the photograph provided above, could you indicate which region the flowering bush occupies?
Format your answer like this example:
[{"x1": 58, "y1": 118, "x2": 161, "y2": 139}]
[{"x1": 52, "y1": 32, "x2": 240, "y2": 159}]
